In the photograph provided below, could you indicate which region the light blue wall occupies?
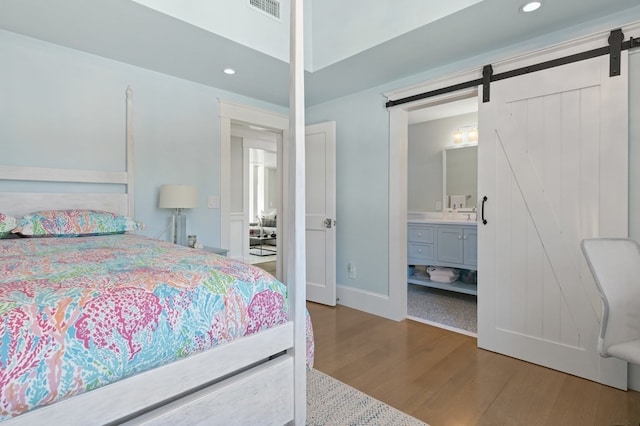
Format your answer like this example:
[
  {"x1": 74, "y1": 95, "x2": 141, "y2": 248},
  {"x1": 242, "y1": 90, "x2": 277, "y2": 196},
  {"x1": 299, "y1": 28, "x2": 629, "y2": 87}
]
[
  {"x1": 306, "y1": 90, "x2": 390, "y2": 293},
  {"x1": 0, "y1": 30, "x2": 286, "y2": 248},
  {"x1": 307, "y1": 13, "x2": 640, "y2": 298}
]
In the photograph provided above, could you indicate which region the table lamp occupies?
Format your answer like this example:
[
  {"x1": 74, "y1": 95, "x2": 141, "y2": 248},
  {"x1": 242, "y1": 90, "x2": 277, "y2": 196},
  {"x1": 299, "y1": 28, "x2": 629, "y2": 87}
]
[{"x1": 159, "y1": 184, "x2": 199, "y2": 246}]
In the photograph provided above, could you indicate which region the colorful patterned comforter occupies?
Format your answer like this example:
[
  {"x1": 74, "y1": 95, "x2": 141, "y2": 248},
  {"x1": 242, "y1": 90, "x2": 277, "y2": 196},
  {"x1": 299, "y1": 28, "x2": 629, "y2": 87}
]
[{"x1": 0, "y1": 234, "x2": 314, "y2": 420}]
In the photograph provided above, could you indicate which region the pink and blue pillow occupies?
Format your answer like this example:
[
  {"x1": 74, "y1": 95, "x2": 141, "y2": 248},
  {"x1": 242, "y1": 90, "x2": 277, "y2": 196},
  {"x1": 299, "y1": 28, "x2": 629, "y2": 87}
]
[
  {"x1": 15, "y1": 209, "x2": 144, "y2": 237},
  {"x1": 0, "y1": 212, "x2": 17, "y2": 237}
]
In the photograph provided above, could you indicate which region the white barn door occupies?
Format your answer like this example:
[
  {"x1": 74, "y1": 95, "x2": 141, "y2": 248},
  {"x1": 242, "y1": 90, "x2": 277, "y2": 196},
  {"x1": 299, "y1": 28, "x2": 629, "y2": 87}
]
[
  {"x1": 305, "y1": 122, "x2": 337, "y2": 306},
  {"x1": 478, "y1": 54, "x2": 629, "y2": 388}
]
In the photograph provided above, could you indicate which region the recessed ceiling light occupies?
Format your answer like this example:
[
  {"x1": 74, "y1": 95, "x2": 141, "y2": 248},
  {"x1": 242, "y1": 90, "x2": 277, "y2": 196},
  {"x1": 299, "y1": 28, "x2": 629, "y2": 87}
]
[
  {"x1": 521, "y1": 1, "x2": 542, "y2": 12},
  {"x1": 223, "y1": 68, "x2": 236, "y2": 75}
]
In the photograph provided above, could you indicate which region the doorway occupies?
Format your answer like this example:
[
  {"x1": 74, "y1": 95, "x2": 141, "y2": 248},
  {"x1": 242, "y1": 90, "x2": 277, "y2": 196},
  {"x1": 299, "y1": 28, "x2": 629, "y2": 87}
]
[
  {"x1": 406, "y1": 97, "x2": 479, "y2": 336},
  {"x1": 229, "y1": 122, "x2": 280, "y2": 268}
]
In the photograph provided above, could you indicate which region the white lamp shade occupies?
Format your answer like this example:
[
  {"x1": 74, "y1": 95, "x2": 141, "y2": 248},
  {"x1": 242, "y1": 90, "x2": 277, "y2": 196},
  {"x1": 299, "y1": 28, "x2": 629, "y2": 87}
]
[{"x1": 159, "y1": 185, "x2": 199, "y2": 209}]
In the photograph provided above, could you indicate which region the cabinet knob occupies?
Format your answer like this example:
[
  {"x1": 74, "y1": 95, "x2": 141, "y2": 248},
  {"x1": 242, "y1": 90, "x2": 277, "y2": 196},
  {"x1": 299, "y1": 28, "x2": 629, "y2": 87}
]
[
  {"x1": 463, "y1": 235, "x2": 467, "y2": 240},
  {"x1": 417, "y1": 232, "x2": 422, "y2": 237},
  {"x1": 417, "y1": 248, "x2": 422, "y2": 253},
  {"x1": 458, "y1": 235, "x2": 462, "y2": 239}
]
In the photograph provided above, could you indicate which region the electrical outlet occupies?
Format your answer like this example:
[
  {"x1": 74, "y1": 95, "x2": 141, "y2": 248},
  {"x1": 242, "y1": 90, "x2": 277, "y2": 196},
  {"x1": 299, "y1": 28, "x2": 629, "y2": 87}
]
[
  {"x1": 348, "y1": 262, "x2": 356, "y2": 279},
  {"x1": 436, "y1": 200, "x2": 442, "y2": 210}
]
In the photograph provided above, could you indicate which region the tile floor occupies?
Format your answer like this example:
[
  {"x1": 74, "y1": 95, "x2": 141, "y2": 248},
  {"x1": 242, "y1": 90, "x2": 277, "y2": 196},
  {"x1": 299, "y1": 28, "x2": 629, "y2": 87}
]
[{"x1": 407, "y1": 283, "x2": 477, "y2": 336}]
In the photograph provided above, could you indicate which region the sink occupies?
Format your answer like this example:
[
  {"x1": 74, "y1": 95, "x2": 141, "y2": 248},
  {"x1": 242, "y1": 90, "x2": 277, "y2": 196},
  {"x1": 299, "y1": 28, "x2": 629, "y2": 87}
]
[
  {"x1": 446, "y1": 211, "x2": 477, "y2": 222},
  {"x1": 407, "y1": 211, "x2": 477, "y2": 225}
]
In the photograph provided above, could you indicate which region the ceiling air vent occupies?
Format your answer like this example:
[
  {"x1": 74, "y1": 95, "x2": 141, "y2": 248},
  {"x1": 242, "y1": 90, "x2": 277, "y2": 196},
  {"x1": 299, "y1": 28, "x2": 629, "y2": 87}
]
[{"x1": 248, "y1": 0, "x2": 281, "y2": 20}]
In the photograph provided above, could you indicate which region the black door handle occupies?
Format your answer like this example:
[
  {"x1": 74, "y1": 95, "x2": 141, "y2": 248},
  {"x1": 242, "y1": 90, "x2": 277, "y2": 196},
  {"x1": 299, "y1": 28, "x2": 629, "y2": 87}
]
[{"x1": 481, "y1": 196, "x2": 488, "y2": 225}]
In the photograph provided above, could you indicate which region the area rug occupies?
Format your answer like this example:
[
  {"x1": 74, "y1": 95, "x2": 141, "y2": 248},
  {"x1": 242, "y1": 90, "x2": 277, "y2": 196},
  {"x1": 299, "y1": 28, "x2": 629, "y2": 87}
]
[{"x1": 307, "y1": 369, "x2": 428, "y2": 426}]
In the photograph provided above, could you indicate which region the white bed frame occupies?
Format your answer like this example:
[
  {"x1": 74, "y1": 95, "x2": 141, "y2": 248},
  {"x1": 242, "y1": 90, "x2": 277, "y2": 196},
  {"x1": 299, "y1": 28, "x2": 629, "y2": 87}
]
[{"x1": 0, "y1": 15, "x2": 308, "y2": 420}]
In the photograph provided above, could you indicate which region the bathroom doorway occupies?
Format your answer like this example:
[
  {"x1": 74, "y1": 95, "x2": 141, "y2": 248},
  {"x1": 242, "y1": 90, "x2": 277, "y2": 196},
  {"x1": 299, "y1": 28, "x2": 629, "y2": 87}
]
[{"x1": 406, "y1": 96, "x2": 479, "y2": 336}]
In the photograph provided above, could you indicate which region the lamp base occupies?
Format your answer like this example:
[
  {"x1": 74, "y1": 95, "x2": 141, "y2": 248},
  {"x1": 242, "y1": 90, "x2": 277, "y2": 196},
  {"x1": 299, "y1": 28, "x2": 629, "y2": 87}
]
[{"x1": 171, "y1": 212, "x2": 187, "y2": 246}]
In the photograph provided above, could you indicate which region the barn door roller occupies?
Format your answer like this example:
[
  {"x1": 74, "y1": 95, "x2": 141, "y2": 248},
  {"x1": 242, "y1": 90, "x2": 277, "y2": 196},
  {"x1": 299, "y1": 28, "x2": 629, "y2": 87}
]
[
  {"x1": 482, "y1": 65, "x2": 493, "y2": 103},
  {"x1": 608, "y1": 28, "x2": 624, "y2": 77}
]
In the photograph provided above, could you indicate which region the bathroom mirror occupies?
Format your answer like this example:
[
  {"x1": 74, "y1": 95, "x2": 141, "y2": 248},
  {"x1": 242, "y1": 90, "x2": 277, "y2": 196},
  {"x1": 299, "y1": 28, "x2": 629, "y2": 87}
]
[{"x1": 442, "y1": 144, "x2": 477, "y2": 210}]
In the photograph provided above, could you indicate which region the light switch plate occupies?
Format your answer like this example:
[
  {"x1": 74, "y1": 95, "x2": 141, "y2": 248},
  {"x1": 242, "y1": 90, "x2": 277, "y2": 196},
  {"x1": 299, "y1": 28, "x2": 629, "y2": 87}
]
[{"x1": 208, "y1": 195, "x2": 220, "y2": 209}]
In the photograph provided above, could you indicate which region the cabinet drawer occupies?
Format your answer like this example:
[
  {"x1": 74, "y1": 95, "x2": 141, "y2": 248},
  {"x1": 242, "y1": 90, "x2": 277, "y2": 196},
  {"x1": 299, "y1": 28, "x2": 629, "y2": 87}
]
[
  {"x1": 408, "y1": 243, "x2": 434, "y2": 262},
  {"x1": 408, "y1": 226, "x2": 434, "y2": 243}
]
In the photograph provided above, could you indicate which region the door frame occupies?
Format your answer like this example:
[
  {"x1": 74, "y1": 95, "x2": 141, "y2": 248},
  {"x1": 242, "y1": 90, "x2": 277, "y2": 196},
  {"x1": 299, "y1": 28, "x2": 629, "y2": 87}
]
[
  {"x1": 387, "y1": 84, "x2": 479, "y2": 321},
  {"x1": 233, "y1": 127, "x2": 278, "y2": 263},
  {"x1": 219, "y1": 99, "x2": 288, "y2": 278},
  {"x1": 386, "y1": 23, "x2": 640, "y2": 322}
]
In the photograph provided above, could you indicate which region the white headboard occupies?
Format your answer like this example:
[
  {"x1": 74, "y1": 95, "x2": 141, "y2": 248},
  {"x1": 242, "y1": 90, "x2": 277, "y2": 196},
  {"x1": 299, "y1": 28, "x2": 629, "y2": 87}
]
[{"x1": 0, "y1": 87, "x2": 135, "y2": 218}]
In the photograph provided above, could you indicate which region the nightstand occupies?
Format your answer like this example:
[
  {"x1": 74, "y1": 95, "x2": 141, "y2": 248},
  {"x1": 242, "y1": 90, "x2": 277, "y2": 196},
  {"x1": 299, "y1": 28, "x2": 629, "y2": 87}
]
[{"x1": 200, "y1": 246, "x2": 229, "y2": 257}]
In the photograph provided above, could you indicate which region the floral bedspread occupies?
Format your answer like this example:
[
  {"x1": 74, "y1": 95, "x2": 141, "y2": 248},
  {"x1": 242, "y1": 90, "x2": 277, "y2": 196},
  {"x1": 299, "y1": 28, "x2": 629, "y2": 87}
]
[{"x1": 0, "y1": 234, "x2": 314, "y2": 420}]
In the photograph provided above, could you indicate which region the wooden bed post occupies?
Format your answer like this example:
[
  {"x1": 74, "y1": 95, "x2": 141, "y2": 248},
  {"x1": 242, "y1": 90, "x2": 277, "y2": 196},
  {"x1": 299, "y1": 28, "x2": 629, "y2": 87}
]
[
  {"x1": 126, "y1": 86, "x2": 135, "y2": 218},
  {"x1": 288, "y1": 0, "x2": 307, "y2": 423}
]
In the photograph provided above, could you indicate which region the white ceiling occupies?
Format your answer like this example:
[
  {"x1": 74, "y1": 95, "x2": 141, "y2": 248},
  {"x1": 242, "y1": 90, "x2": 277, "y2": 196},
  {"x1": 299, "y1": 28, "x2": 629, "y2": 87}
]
[{"x1": 1, "y1": 0, "x2": 640, "y2": 107}]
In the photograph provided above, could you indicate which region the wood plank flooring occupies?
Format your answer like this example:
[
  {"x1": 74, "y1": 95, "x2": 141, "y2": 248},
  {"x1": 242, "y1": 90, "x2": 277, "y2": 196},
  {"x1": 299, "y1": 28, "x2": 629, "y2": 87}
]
[
  {"x1": 253, "y1": 260, "x2": 276, "y2": 275},
  {"x1": 307, "y1": 302, "x2": 640, "y2": 426}
]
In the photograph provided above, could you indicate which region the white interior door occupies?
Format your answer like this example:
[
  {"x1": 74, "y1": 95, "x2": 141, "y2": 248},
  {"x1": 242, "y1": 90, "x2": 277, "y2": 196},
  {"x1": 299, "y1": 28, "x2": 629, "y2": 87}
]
[
  {"x1": 478, "y1": 54, "x2": 629, "y2": 388},
  {"x1": 305, "y1": 122, "x2": 336, "y2": 306}
]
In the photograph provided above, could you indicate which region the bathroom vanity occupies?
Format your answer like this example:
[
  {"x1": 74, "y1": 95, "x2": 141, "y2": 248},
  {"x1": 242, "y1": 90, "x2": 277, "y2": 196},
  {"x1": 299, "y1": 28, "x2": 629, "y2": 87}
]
[{"x1": 408, "y1": 217, "x2": 477, "y2": 295}]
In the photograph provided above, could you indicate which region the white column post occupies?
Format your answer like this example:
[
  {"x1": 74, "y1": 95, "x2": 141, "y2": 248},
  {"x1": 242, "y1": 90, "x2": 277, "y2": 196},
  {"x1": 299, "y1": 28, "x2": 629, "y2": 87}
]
[{"x1": 288, "y1": 0, "x2": 306, "y2": 423}]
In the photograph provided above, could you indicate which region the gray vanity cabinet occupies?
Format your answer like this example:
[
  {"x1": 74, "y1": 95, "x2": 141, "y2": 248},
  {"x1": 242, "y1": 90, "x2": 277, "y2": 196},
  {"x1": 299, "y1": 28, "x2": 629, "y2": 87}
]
[
  {"x1": 407, "y1": 224, "x2": 435, "y2": 264},
  {"x1": 408, "y1": 221, "x2": 477, "y2": 295},
  {"x1": 462, "y1": 228, "x2": 477, "y2": 267},
  {"x1": 436, "y1": 226, "x2": 477, "y2": 268}
]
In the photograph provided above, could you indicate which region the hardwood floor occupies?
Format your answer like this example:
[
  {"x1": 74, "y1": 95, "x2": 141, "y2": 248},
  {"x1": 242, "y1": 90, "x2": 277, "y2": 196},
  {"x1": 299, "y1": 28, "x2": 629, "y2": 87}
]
[
  {"x1": 253, "y1": 260, "x2": 276, "y2": 275},
  {"x1": 307, "y1": 302, "x2": 640, "y2": 426}
]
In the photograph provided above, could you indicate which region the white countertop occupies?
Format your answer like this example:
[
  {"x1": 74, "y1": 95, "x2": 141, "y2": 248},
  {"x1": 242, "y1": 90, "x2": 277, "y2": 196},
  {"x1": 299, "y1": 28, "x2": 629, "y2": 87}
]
[
  {"x1": 408, "y1": 218, "x2": 478, "y2": 226},
  {"x1": 407, "y1": 211, "x2": 478, "y2": 226}
]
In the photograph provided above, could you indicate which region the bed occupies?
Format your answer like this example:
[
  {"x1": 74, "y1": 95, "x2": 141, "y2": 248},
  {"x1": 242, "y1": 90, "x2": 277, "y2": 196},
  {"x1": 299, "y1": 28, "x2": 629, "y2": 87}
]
[{"x1": 0, "y1": 87, "x2": 311, "y2": 424}]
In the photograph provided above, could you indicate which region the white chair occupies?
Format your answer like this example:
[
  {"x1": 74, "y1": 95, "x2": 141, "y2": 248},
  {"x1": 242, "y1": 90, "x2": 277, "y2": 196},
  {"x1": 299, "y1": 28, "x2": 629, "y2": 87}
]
[{"x1": 581, "y1": 238, "x2": 640, "y2": 365}]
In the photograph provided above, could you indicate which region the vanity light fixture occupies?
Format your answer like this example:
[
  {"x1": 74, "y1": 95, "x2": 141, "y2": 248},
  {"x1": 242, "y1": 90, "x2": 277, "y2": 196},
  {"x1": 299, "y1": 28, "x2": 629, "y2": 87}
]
[
  {"x1": 521, "y1": 1, "x2": 542, "y2": 13},
  {"x1": 467, "y1": 128, "x2": 478, "y2": 142},
  {"x1": 223, "y1": 68, "x2": 236, "y2": 75},
  {"x1": 452, "y1": 129, "x2": 464, "y2": 145}
]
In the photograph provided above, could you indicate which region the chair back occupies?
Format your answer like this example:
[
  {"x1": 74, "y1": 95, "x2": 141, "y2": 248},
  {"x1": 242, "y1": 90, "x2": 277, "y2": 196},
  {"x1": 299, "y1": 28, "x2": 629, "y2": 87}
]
[{"x1": 581, "y1": 238, "x2": 640, "y2": 357}]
